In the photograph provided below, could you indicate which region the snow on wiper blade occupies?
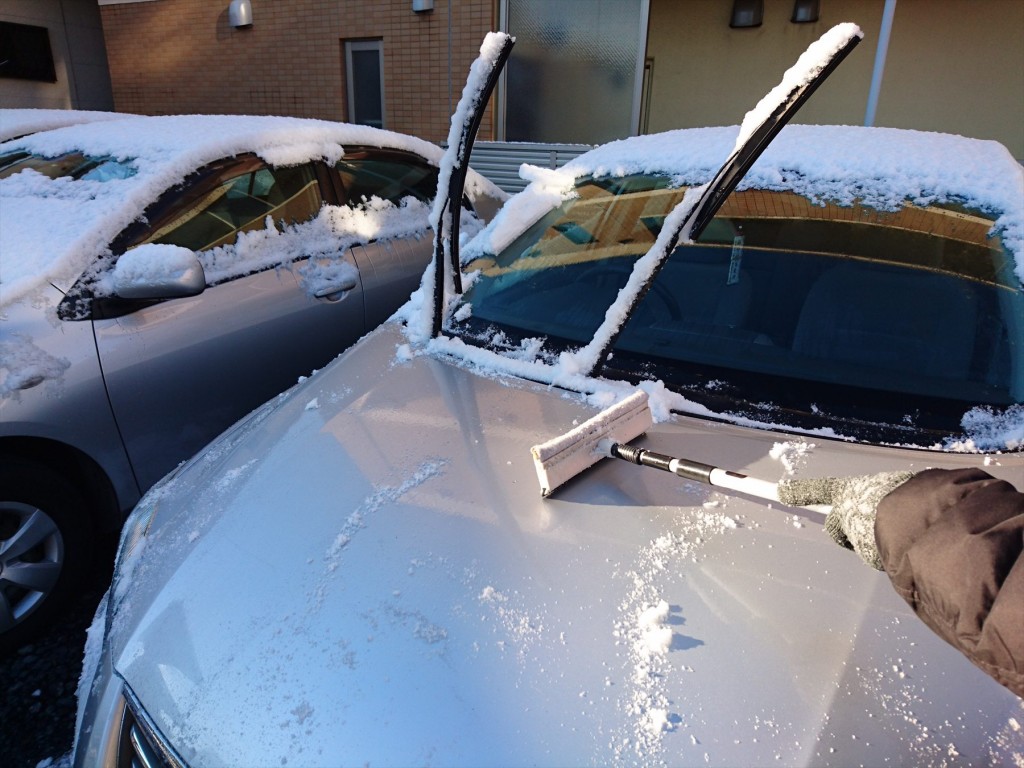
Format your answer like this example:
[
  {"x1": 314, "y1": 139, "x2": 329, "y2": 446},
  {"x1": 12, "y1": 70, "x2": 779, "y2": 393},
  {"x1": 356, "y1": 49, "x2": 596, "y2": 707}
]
[{"x1": 578, "y1": 22, "x2": 863, "y2": 375}]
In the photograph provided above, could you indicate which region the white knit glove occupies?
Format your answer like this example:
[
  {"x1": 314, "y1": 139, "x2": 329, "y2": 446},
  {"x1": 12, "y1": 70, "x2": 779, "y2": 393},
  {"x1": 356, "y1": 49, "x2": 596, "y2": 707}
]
[{"x1": 777, "y1": 472, "x2": 915, "y2": 570}]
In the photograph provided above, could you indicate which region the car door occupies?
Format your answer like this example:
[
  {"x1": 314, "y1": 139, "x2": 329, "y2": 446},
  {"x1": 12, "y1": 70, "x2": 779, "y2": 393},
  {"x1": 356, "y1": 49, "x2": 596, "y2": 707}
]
[{"x1": 90, "y1": 157, "x2": 367, "y2": 493}]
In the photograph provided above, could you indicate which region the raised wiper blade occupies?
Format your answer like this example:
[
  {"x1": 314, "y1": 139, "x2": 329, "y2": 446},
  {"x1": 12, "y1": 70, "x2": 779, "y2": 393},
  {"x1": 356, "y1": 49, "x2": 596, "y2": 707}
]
[
  {"x1": 585, "y1": 23, "x2": 863, "y2": 375},
  {"x1": 688, "y1": 24, "x2": 863, "y2": 239},
  {"x1": 430, "y1": 32, "x2": 515, "y2": 337}
]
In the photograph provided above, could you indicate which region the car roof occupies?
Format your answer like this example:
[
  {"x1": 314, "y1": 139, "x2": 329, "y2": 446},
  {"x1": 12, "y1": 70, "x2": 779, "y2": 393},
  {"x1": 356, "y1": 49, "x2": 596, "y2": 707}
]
[
  {"x1": 0, "y1": 108, "x2": 130, "y2": 142},
  {"x1": 3, "y1": 113, "x2": 447, "y2": 169},
  {"x1": 475, "y1": 124, "x2": 1024, "y2": 287}
]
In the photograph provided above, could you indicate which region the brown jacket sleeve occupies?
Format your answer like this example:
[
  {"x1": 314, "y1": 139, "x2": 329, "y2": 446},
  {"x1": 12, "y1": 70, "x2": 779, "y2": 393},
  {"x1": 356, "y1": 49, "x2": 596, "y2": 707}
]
[{"x1": 875, "y1": 467, "x2": 1023, "y2": 698}]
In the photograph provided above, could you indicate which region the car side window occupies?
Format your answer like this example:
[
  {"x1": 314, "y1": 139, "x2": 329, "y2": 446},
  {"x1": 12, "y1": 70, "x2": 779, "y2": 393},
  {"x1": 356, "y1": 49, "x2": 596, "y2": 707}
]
[
  {"x1": 141, "y1": 161, "x2": 322, "y2": 256},
  {"x1": 335, "y1": 149, "x2": 438, "y2": 205}
]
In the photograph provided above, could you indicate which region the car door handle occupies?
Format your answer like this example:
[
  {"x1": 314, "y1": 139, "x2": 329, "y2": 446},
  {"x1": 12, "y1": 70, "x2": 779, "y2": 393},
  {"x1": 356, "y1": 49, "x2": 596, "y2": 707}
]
[{"x1": 313, "y1": 274, "x2": 359, "y2": 300}]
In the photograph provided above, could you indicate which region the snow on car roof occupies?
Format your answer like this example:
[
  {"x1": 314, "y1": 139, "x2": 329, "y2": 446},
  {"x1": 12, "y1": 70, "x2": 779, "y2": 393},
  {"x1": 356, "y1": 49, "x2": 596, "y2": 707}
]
[
  {"x1": 0, "y1": 108, "x2": 130, "y2": 142},
  {"x1": 0, "y1": 114, "x2": 498, "y2": 308},
  {"x1": 471, "y1": 124, "x2": 1024, "y2": 287}
]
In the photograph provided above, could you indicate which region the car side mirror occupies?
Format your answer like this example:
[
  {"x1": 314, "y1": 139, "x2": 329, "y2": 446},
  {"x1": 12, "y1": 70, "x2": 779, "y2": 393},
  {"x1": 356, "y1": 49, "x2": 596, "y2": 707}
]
[{"x1": 113, "y1": 244, "x2": 206, "y2": 299}]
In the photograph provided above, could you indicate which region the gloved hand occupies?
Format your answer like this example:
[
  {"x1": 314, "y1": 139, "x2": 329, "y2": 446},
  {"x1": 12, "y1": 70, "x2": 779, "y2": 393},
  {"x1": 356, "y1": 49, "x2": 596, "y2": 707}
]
[{"x1": 777, "y1": 471, "x2": 915, "y2": 570}]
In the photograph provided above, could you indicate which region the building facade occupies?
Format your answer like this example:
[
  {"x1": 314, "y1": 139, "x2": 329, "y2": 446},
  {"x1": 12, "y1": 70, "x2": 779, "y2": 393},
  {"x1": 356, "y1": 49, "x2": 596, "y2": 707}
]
[
  {"x1": 1, "y1": 0, "x2": 1022, "y2": 159},
  {"x1": 0, "y1": 0, "x2": 114, "y2": 111}
]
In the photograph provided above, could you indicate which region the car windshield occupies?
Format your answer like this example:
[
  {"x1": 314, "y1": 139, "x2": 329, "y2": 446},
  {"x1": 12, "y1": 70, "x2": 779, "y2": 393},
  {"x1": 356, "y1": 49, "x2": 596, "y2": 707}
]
[
  {"x1": 452, "y1": 173, "x2": 1023, "y2": 445},
  {"x1": 0, "y1": 150, "x2": 136, "y2": 181}
]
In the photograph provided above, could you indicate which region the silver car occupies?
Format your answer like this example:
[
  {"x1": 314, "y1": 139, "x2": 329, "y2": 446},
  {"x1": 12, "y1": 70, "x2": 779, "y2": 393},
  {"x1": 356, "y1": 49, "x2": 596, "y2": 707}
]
[
  {"x1": 75, "y1": 30, "x2": 1023, "y2": 767},
  {"x1": 0, "y1": 114, "x2": 504, "y2": 650}
]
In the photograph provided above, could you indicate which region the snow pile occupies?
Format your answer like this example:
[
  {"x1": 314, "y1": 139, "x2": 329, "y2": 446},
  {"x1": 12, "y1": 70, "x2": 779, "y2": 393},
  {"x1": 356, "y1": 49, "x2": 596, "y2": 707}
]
[
  {"x1": 208, "y1": 197, "x2": 433, "y2": 293},
  {"x1": 947, "y1": 405, "x2": 1024, "y2": 452},
  {"x1": 638, "y1": 599, "x2": 673, "y2": 655},
  {"x1": 111, "y1": 242, "x2": 198, "y2": 289},
  {"x1": 0, "y1": 107, "x2": 129, "y2": 142},
  {"x1": 769, "y1": 440, "x2": 817, "y2": 476}
]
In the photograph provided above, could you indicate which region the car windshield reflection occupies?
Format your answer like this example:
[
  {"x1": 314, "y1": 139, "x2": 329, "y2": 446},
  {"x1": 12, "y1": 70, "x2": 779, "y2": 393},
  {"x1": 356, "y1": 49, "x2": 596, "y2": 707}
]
[{"x1": 452, "y1": 174, "x2": 1023, "y2": 445}]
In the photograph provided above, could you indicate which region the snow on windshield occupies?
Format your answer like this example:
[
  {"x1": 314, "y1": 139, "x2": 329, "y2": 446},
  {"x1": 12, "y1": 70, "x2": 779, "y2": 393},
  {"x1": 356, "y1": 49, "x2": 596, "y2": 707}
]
[
  {"x1": 0, "y1": 114, "x2": 494, "y2": 309},
  {"x1": 400, "y1": 25, "x2": 1024, "y2": 452}
]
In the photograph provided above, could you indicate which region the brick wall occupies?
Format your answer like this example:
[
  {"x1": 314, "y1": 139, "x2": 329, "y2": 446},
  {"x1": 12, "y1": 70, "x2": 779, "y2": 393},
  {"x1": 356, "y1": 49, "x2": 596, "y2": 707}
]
[{"x1": 100, "y1": 0, "x2": 496, "y2": 142}]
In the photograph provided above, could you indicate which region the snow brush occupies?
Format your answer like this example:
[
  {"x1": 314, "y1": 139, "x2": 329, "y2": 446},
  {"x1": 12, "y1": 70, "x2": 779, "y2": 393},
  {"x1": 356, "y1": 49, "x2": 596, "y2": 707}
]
[{"x1": 530, "y1": 391, "x2": 779, "y2": 502}]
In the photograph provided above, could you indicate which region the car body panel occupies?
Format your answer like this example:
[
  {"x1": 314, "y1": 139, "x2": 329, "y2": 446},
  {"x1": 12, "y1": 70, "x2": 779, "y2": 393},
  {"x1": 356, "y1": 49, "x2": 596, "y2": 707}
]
[
  {"x1": 0, "y1": 286, "x2": 139, "y2": 509},
  {"x1": 348, "y1": 235, "x2": 432, "y2": 330},
  {"x1": 0, "y1": 114, "x2": 503, "y2": 647},
  {"x1": 87, "y1": 323, "x2": 1023, "y2": 767},
  {"x1": 93, "y1": 259, "x2": 365, "y2": 492}
]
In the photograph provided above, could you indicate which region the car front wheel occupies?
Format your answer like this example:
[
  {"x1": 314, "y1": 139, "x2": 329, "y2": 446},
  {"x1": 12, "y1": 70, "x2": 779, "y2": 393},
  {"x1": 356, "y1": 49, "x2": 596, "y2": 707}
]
[{"x1": 0, "y1": 460, "x2": 93, "y2": 655}]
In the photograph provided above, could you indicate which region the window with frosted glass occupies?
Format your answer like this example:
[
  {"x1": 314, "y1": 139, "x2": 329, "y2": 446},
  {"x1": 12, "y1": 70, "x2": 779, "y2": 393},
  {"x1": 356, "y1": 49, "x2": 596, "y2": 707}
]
[{"x1": 503, "y1": 0, "x2": 647, "y2": 144}]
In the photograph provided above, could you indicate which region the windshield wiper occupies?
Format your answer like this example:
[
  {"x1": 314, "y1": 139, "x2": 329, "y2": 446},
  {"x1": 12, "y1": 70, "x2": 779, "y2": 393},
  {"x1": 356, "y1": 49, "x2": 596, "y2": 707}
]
[
  {"x1": 431, "y1": 32, "x2": 516, "y2": 337},
  {"x1": 586, "y1": 23, "x2": 863, "y2": 375}
]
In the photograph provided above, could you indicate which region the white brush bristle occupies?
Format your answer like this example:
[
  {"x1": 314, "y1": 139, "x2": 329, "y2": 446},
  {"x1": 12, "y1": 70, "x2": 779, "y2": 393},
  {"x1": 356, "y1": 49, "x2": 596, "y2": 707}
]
[{"x1": 531, "y1": 391, "x2": 653, "y2": 496}]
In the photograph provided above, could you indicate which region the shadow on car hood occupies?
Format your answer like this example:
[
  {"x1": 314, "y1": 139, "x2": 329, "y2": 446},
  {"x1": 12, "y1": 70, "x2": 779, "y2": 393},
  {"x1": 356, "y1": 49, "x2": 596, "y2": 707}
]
[{"x1": 107, "y1": 322, "x2": 1024, "y2": 767}]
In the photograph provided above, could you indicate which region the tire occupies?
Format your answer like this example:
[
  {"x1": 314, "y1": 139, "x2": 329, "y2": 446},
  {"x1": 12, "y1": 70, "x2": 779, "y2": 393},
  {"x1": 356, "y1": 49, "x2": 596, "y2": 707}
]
[{"x1": 0, "y1": 460, "x2": 94, "y2": 656}]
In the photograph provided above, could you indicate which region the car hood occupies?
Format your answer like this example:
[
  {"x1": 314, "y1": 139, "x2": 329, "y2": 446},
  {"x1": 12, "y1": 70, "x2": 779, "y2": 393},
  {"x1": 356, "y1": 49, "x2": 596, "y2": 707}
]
[{"x1": 108, "y1": 322, "x2": 1024, "y2": 767}]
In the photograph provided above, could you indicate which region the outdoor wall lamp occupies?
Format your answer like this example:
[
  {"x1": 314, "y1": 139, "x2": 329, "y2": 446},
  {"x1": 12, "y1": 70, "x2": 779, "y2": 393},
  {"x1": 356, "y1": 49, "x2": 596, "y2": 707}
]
[
  {"x1": 229, "y1": 0, "x2": 253, "y2": 28},
  {"x1": 791, "y1": 0, "x2": 821, "y2": 23},
  {"x1": 412, "y1": 0, "x2": 434, "y2": 12},
  {"x1": 730, "y1": 0, "x2": 763, "y2": 29}
]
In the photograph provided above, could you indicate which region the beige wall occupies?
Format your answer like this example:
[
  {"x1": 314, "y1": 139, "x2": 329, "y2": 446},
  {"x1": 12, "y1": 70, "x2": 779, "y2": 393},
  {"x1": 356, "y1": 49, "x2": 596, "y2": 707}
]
[
  {"x1": 100, "y1": 0, "x2": 496, "y2": 143},
  {"x1": 645, "y1": 0, "x2": 1023, "y2": 159},
  {"x1": 874, "y1": 0, "x2": 1024, "y2": 156}
]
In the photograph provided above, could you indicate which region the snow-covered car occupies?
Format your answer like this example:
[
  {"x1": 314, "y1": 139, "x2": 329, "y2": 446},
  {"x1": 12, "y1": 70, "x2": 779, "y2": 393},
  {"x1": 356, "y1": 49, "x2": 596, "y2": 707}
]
[
  {"x1": 0, "y1": 114, "x2": 505, "y2": 651},
  {"x1": 0, "y1": 108, "x2": 130, "y2": 143},
  {"x1": 74, "y1": 29, "x2": 1023, "y2": 768}
]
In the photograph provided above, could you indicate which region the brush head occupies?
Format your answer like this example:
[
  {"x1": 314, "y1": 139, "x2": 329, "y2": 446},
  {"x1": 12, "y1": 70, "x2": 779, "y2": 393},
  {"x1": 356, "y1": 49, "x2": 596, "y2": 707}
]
[{"x1": 530, "y1": 391, "x2": 654, "y2": 496}]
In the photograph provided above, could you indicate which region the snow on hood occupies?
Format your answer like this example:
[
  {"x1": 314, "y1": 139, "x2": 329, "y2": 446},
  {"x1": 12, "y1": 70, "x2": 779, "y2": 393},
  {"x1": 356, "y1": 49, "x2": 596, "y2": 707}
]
[
  {"x1": 0, "y1": 108, "x2": 130, "y2": 142},
  {"x1": 99, "y1": 324, "x2": 1024, "y2": 767},
  {"x1": 0, "y1": 114, "x2": 501, "y2": 309}
]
